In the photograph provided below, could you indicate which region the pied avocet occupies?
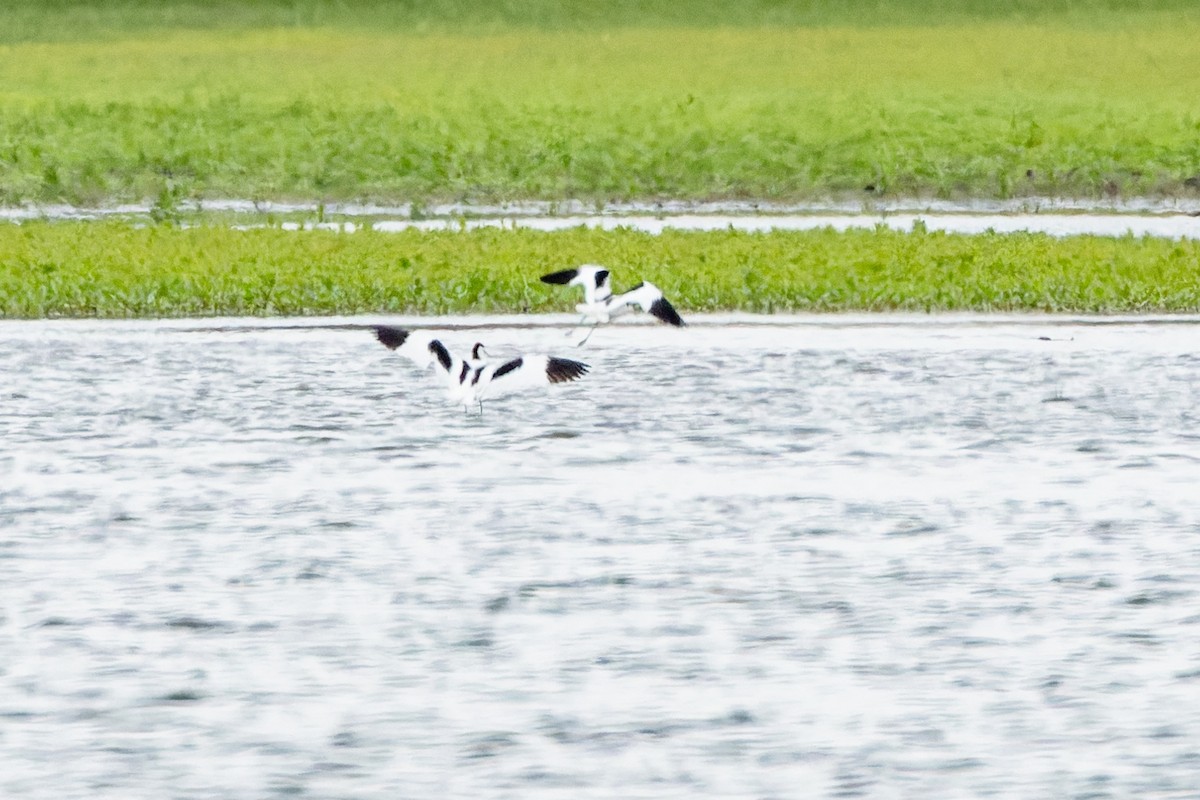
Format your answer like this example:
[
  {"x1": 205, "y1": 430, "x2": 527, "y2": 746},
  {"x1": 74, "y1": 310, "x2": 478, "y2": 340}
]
[
  {"x1": 373, "y1": 326, "x2": 589, "y2": 412},
  {"x1": 540, "y1": 264, "x2": 685, "y2": 343}
]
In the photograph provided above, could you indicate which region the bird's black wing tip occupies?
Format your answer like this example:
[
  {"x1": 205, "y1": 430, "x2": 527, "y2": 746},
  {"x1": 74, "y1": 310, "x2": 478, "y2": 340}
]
[
  {"x1": 429, "y1": 339, "x2": 453, "y2": 371},
  {"x1": 374, "y1": 326, "x2": 411, "y2": 349},
  {"x1": 546, "y1": 357, "x2": 590, "y2": 384},
  {"x1": 649, "y1": 298, "x2": 686, "y2": 327},
  {"x1": 493, "y1": 357, "x2": 523, "y2": 380},
  {"x1": 540, "y1": 269, "x2": 578, "y2": 285}
]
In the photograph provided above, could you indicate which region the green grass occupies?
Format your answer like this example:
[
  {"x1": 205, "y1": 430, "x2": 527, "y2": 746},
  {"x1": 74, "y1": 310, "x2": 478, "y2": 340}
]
[
  {"x1": 3, "y1": 221, "x2": 1199, "y2": 317},
  {"x1": 5, "y1": 0, "x2": 1198, "y2": 42},
  {"x1": 4, "y1": 2, "x2": 1198, "y2": 321},
  {"x1": 1, "y1": 1, "x2": 1199, "y2": 205}
]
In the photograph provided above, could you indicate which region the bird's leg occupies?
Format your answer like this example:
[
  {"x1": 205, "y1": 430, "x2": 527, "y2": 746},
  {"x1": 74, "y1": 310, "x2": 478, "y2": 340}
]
[
  {"x1": 566, "y1": 314, "x2": 589, "y2": 337},
  {"x1": 576, "y1": 325, "x2": 597, "y2": 346}
]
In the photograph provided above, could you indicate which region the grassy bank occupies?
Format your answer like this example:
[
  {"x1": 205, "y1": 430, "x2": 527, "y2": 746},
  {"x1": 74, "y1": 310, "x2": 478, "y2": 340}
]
[
  {"x1": 1, "y1": 2, "x2": 1198, "y2": 205},
  {"x1": 3, "y1": 221, "x2": 1198, "y2": 317}
]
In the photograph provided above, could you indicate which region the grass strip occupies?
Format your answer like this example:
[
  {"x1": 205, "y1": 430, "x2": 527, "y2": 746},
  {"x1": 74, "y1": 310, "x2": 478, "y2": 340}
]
[
  {"x1": 1, "y1": 4, "x2": 1199, "y2": 204},
  {"x1": 2, "y1": 221, "x2": 1198, "y2": 318}
]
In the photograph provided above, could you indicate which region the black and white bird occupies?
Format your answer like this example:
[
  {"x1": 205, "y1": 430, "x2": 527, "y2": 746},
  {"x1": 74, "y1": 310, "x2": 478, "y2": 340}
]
[
  {"x1": 540, "y1": 265, "x2": 685, "y2": 341},
  {"x1": 373, "y1": 326, "x2": 589, "y2": 412}
]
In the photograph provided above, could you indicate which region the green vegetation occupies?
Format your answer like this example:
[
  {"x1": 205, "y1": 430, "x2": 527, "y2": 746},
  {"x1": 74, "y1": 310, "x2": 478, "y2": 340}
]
[
  {"x1": 3, "y1": 221, "x2": 1198, "y2": 317},
  {"x1": 5, "y1": 0, "x2": 1197, "y2": 42},
  {"x1": 3, "y1": 2, "x2": 1198, "y2": 320},
  {"x1": 1, "y1": 1, "x2": 1198, "y2": 205}
]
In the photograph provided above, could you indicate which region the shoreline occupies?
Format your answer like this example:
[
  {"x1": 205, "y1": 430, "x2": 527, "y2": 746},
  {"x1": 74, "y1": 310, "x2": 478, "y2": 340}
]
[{"x1": 7, "y1": 311, "x2": 1200, "y2": 330}]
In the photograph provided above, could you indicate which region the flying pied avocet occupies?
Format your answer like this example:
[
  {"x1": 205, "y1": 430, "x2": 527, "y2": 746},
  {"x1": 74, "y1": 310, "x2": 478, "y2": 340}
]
[
  {"x1": 373, "y1": 326, "x2": 589, "y2": 412},
  {"x1": 540, "y1": 264, "x2": 685, "y2": 344}
]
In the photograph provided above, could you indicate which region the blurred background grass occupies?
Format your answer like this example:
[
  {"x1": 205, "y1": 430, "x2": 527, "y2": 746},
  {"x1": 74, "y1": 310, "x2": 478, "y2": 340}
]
[
  {"x1": 4, "y1": 0, "x2": 1198, "y2": 41},
  {"x1": 4, "y1": 1, "x2": 1200, "y2": 318},
  {"x1": 1, "y1": 0, "x2": 1198, "y2": 205}
]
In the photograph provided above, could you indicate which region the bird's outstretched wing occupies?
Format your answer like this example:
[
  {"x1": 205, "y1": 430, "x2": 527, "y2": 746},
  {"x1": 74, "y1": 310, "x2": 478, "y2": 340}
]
[
  {"x1": 479, "y1": 355, "x2": 590, "y2": 398},
  {"x1": 540, "y1": 265, "x2": 612, "y2": 305},
  {"x1": 540, "y1": 269, "x2": 579, "y2": 286},
  {"x1": 610, "y1": 282, "x2": 685, "y2": 326},
  {"x1": 373, "y1": 326, "x2": 454, "y2": 373},
  {"x1": 544, "y1": 357, "x2": 591, "y2": 384},
  {"x1": 374, "y1": 325, "x2": 410, "y2": 350}
]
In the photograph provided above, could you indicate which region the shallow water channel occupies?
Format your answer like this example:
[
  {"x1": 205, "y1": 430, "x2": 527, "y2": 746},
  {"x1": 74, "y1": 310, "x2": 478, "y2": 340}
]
[
  {"x1": 2, "y1": 315, "x2": 1199, "y2": 798},
  {"x1": 7, "y1": 199, "x2": 1200, "y2": 239}
]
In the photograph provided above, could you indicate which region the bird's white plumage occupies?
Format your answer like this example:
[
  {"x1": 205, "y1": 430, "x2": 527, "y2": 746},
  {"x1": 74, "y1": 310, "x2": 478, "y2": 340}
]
[{"x1": 470, "y1": 355, "x2": 553, "y2": 399}]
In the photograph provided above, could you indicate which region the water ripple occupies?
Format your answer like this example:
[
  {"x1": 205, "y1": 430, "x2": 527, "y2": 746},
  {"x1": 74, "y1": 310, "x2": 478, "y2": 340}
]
[{"x1": 1, "y1": 316, "x2": 1198, "y2": 799}]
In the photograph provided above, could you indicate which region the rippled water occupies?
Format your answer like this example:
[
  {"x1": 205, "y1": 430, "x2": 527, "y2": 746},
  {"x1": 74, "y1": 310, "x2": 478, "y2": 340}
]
[{"x1": 3, "y1": 315, "x2": 1199, "y2": 798}]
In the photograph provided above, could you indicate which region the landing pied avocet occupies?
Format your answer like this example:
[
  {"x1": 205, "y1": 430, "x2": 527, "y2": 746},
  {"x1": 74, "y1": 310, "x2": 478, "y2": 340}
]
[
  {"x1": 373, "y1": 326, "x2": 589, "y2": 412},
  {"x1": 540, "y1": 264, "x2": 685, "y2": 344}
]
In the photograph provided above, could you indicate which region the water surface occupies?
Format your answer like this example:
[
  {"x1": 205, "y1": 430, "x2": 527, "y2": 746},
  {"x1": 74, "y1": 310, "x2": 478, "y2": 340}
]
[{"x1": 2, "y1": 316, "x2": 1198, "y2": 798}]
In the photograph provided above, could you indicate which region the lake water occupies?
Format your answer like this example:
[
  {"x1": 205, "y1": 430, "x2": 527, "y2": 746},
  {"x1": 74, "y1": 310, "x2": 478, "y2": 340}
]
[{"x1": 2, "y1": 315, "x2": 1199, "y2": 798}]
